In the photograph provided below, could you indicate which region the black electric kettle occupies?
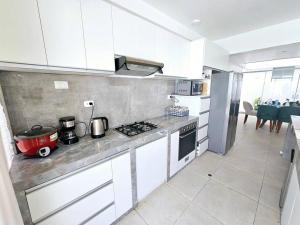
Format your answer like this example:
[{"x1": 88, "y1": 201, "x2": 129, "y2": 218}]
[{"x1": 90, "y1": 117, "x2": 109, "y2": 138}]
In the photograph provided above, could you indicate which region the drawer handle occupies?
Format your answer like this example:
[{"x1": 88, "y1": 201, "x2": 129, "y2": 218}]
[{"x1": 79, "y1": 202, "x2": 115, "y2": 225}]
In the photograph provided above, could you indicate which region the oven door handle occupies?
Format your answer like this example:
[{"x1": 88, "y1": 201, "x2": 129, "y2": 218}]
[{"x1": 179, "y1": 130, "x2": 196, "y2": 139}]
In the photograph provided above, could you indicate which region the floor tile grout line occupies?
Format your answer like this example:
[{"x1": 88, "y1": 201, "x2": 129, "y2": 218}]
[
  {"x1": 252, "y1": 148, "x2": 269, "y2": 225},
  {"x1": 134, "y1": 208, "x2": 150, "y2": 225}
]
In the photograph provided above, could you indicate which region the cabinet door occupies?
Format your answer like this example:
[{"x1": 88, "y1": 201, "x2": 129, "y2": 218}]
[
  {"x1": 289, "y1": 190, "x2": 300, "y2": 225},
  {"x1": 38, "y1": 0, "x2": 86, "y2": 68},
  {"x1": 0, "y1": 0, "x2": 46, "y2": 65},
  {"x1": 81, "y1": 0, "x2": 114, "y2": 71},
  {"x1": 112, "y1": 153, "x2": 133, "y2": 219},
  {"x1": 170, "y1": 131, "x2": 180, "y2": 177},
  {"x1": 136, "y1": 137, "x2": 168, "y2": 201},
  {"x1": 281, "y1": 166, "x2": 299, "y2": 225},
  {"x1": 112, "y1": 6, "x2": 156, "y2": 61},
  {"x1": 155, "y1": 28, "x2": 190, "y2": 77}
]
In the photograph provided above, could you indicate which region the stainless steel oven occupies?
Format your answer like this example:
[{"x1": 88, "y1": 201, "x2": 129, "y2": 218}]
[{"x1": 178, "y1": 123, "x2": 197, "y2": 161}]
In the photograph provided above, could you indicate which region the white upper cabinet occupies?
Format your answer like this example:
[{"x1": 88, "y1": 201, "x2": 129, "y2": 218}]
[
  {"x1": 155, "y1": 27, "x2": 191, "y2": 77},
  {"x1": 81, "y1": 0, "x2": 115, "y2": 71},
  {"x1": 112, "y1": 6, "x2": 156, "y2": 61},
  {"x1": 38, "y1": 0, "x2": 86, "y2": 68},
  {"x1": 0, "y1": 0, "x2": 47, "y2": 65},
  {"x1": 203, "y1": 39, "x2": 229, "y2": 71},
  {"x1": 189, "y1": 38, "x2": 205, "y2": 79}
]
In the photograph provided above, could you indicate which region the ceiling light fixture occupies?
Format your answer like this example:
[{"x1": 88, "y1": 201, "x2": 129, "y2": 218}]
[{"x1": 192, "y1": 19, "x2": 201, "y2": 24}]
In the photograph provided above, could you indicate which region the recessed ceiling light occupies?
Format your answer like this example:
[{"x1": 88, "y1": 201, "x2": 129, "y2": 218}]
[{"x1": 192, "y1": 19, "x2": 201, "y2": 24}]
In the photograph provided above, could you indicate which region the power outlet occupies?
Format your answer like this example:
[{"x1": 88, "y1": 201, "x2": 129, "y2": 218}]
[{"x1": 84, "y1": 100, "x2": 94, "y2": 107}]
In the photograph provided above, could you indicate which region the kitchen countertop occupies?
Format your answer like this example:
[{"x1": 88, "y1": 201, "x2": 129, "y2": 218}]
[{"x1": 10, "y1": 115, "x2": 198, "y2": 191}]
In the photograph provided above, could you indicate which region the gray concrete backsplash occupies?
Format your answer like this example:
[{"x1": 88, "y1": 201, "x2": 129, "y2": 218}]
[{"x1": 0, "y1": 72, "x2": 175, "y2": 135}]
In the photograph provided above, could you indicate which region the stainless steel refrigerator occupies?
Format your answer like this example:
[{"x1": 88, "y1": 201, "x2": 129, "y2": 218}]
[{"x1": 208, "y1": 71, "x2": 243, "y2": 155}]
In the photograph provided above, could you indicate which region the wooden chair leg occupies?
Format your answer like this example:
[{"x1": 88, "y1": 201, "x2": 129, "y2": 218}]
[
  {"x1": 259, "y1": 119, "x2": 267, "y2": 128},
  {"x1": 276, "y1": 121, "x2": 282, "y2": 133},
  {"x1": 269, "y1": 120, "x2": 273, "y2": 132},
  {"x1": 243, "y1": 114, "x2": 248, "y2": 124},
  {"x1": 256, "y1": 118, "x2": 261, "y2": 129}
]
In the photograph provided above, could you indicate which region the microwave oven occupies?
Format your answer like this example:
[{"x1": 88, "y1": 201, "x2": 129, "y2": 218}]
[{"x1": 175, "y1": 80, "x2": 203, "y2": 96}]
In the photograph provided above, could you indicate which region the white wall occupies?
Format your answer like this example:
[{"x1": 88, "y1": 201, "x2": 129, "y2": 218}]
[
  {"x1": 0, "y1": 130, "x2": 24, "y2": 225},
  {"x1": 107, "y1": 0, "x2": 200, "y2": 40},
  {"x1": 0, "y1": 85, "x2": 14, "y2": 168},
  {"x1": 215, "y1": 18, "x2": 300, "y2": 54}
]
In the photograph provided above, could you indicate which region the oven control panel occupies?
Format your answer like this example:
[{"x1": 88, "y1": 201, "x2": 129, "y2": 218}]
[{"x1": 180, "y1": 122, "x2": 197, "y2": 134}]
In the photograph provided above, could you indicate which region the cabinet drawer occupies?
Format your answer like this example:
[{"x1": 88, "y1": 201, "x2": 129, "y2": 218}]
[
  {"x1": 198, "y1": 125, "x2": 208, "y2": 141},
  {"x1": 200, "y1": 98, "x2": 210, "y2": 112},
  {"x1": 38, "y1": 183, "x2": 115, "y2": 225},
  {"x1": 83, "y1": 204, "x2": 116, "y2": 225},
  {"x1": 199, "y1": 112, "x2": 209, "y2": 127},
  {"x1": 198, "y1": 138, "x2": 209, "y2": 156},
  {"x1": 27, "y1": 160, "x2": 112, "y2": 223}
]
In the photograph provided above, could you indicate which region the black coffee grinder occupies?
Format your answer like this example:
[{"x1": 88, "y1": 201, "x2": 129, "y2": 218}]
[{"x1": 59, "y1": 116, "x2": 79, "y2": 145}]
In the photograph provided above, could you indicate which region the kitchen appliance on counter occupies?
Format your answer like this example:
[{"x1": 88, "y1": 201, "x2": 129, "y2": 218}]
[
  {"x1": 59, "y1": 116, "x2": 79, "y2": 145},
  {"x1": 115, "y1": 121, "x2": 158, "y2": 137},
  {"x1": 175, "y1": 79, "x2": 203, "y2": 96},
  {"x1": 14, "y1": 125, "x2": 58, "y2": 157},
  {"x1": 115, "y1": 55, "x2": 164, "y2": 76},
  {"x1": 90, "y1": 117, "x2": 109, "y2": 138}
]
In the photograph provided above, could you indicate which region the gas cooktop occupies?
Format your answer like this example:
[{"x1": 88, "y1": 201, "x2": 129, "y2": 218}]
[{"x1": 115, "y1": 121, "x2": 158, "y2": 137}]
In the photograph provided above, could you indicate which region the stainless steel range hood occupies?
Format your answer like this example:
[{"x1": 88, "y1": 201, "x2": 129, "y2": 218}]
[{"x1": 114, "y1": 55, "x2": 164, "y2": 76}]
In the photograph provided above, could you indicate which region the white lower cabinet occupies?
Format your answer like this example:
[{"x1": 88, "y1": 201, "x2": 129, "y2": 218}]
[
  {"x1": 198, "y1": 138, "x2": 209, "y2": 156},
  {"x1": 26, "y1": 152, "x2": 133, "y2": 225},
  {"x1": 281, "y1": 166, "x2": 300, "y2": 225},
  {"x1": 38, "y1": 184, "x2": 114, "y2": 225},
  {"x1": 27, "y1": 160, "x2": 113, "y2": 223},
  {"x1": 136, "y1": 137, "x2": 168, "y2": 201},
  {"x1": 289, "y1": 191, "x2": 300, "y2": 225},
  {"x1": 199, "y1": 112, "x2": 209, "y2": 127},
  {"x1": 112, "y1": 153, "x2": 133, "y2": 218},
  {"x1": 84, "y1": 204, "x2": 116, "y2": 225}
]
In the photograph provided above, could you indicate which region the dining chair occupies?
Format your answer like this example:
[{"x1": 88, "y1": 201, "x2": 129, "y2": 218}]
[
  {"x1": 276, "y1": 106, "x2": 300, "y2": 132},
  {"x1": 256, "y1": 105, "x2": 279, "y2": 132},
  {"x1": 243, "y1": 101, "x2": 257, "y2": 124}
]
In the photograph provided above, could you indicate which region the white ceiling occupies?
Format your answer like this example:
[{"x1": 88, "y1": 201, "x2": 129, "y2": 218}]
[{"x1": 142, "y1": 0, "x2": 300, "y2": 40}]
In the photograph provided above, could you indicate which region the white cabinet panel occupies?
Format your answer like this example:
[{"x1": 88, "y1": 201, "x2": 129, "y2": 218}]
[
  {"x1": 199, "y1": 112, "x2": 209, "y2": 127},
  {"x1": 81, "y1": 0, "x2": 114, "y2": 71},
  {"x1": 189, "y1": 39, "x2": 205, "y2": 79},
  {"x1": 84, "y1": 204, "x2": 116, "y2": 225},
  {"x1": 289, "y1": 191, "x2": 300, "y2": 225},
  {"x1": 112, "y1": 153, "x2": 133, "y2": 218},
  {"x1": 26, "y1": 160, "x2": 112, "y2": 222},
  {"x1": 198, "y1": 138, "x2": 209, "y2": 156},
  {"x1": 200, "y1": 98, "x2": 210, "y2": 113},
  {"x1": 38, "y1": 184, "x2": 115, "y2": 225},
  {"x1": 0, "y1": 0, "x2": 46, "y2": 65},
  {"x1": 198, "y1": 126, "x2": 208, "y2": 141},
  {"x1": 155, "y1": 27, "x2": 190, "y2": 77},
  {"x1": 38, "y1": 0, "x2": 86, "y2": 68},
  {"x1": 136, "y1": 137, "x2": 168, "y2": 201},
  {"x1": 281, "y1": 166, "x2": 299, "y2": 225},
  {"x1": 112, "y1": 6, "x2": 156, "y2": 61}
]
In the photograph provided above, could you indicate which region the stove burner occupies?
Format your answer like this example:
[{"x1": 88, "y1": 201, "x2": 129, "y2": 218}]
[{"x1": 115, "y1": 121, "x2": 158, "y2": 137}]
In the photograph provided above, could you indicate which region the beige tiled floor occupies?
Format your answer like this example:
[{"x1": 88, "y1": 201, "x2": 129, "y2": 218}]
[{"x1": 117, "y1": 115, "x2": 290, "y2": 225}]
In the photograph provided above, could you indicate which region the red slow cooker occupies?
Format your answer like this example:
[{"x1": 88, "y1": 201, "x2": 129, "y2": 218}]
[{"x1": 14, "y1": 125, "x2": 58, "y2": 157}]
